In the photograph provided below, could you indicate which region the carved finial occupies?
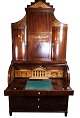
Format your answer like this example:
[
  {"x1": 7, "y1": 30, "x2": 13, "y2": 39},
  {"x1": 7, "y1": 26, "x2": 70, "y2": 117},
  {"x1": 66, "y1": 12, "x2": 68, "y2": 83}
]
[{"x1": 35, "y1": 0, "x2": 46, "y2": 2}]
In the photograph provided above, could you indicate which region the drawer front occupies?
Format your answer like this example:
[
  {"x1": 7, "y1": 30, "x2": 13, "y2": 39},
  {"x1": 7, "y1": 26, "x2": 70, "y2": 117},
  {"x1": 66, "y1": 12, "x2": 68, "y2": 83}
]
[
  {"x1": 9, "y1": 96, "x2": 68, "y2": 112},
  {"x1": 35, "y1": 96, "x2": 68, "y2": 112}
]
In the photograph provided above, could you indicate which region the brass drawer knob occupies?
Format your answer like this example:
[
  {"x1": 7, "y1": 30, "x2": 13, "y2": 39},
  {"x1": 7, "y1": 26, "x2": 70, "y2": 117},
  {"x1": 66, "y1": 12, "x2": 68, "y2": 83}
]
[
  {"x1": 38, "y1": 92, "x2": 40, "y2": 95},
  {"x1": 38, "y1": 106, "x2": 40, "y2": 108},
  {"x1": 38, "y1": 98, "x2": 40, "y2": 101}
]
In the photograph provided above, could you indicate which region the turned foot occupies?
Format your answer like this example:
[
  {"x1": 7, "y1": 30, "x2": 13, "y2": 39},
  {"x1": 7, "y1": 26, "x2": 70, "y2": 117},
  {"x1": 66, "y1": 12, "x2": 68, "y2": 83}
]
[
  {"x1": 9, "y1": 111, "x2": 12, "y2": 116},
  {"x1": 65, "y1": 112, "x2": 67, "y2": 117}
]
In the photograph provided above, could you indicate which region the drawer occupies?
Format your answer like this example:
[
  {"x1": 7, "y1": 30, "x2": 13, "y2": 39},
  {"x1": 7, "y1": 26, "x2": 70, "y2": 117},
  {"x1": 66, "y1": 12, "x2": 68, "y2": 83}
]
[{"x1": 9, "y1": 96, "x2": 68, "y2": 112}]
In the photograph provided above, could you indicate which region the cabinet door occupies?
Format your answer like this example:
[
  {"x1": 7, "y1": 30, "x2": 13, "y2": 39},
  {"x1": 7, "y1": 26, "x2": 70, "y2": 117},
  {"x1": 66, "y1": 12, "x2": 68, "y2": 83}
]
[{"x1": 28, "y1": 33, "x2": 51, "y2": 61}]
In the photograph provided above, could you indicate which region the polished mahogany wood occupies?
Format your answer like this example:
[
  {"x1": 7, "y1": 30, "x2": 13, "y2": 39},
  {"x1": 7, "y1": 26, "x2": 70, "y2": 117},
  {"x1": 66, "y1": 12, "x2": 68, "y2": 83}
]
[
  {"x1": 4, "y1": 0, "x2": 74, "y2": 116},
  {"x1": 4, "y1": 77, "x2": 73, "y2": 116},
  {"x1": 9, "y1": 96, "x2": 68, "y2": 114},
  {"x1": 52, "y1": 26, "x2": 67, "y2": 60},
  {"x1": 11, "y1": 1, "x2": 67, "y2": 62},
  {"x1": 4, "y1": 78, "x2": 73, "y2": 96}
]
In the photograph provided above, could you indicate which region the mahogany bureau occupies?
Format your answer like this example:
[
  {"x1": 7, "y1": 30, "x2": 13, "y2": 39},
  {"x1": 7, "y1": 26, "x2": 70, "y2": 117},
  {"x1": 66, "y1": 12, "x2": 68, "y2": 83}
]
[{"x1": 4, "y1": 0, "x2": 74, "y2": 116}]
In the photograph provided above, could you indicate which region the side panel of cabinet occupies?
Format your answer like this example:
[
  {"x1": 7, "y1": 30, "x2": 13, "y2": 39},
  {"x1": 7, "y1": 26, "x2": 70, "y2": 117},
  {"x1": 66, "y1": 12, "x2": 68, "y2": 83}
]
[
  {"x1": 12, "y1": 28, "x2": 27, "y2": 60},
  {"x1": 52, "y1": 27, "x2": 67, "y2": 61}
]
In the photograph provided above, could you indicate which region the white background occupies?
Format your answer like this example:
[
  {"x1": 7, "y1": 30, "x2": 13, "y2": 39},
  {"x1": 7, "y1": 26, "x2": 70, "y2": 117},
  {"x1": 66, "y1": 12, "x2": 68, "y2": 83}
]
[{"x1": 0, "y1": 0, "x2": 80, "y2": 117}]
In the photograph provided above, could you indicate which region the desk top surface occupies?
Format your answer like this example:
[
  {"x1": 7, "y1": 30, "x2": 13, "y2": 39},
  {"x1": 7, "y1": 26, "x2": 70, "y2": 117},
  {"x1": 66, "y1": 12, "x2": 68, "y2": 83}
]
[{"x1": 25, "y1": 80, "x2": 53, "y2": 90}]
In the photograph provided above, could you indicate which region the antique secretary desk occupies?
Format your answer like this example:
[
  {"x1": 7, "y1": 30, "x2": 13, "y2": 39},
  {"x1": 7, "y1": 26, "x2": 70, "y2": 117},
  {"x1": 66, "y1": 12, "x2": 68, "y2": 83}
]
[{"x1": 4, "y1": 0, "x2": 74, "y2": 116}]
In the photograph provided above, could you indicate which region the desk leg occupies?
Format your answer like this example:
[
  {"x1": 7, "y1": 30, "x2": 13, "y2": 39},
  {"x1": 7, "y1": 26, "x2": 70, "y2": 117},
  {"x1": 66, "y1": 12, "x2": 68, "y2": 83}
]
[
  {"x1": 9, "y1": 111, "x2": 12, "y2": 116},
  {"x1": 65, "y1": 112, "x2": 67, "y2": 117}
]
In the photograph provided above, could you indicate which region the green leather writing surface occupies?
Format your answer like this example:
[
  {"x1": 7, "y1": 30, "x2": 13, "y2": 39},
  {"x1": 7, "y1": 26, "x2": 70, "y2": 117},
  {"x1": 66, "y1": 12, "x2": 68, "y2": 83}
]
[{"x1": 25, "y1": 80, "x2": 53, "y2": 90}]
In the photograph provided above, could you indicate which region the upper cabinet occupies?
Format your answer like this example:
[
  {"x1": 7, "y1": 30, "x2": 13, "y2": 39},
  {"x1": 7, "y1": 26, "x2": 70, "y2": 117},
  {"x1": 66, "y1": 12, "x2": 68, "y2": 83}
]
[
  {"x1": 11, "y1": 0, "x2": 68, "y2": 63},
  {"x1": 25, "y1": 1, "x2": 54, "y2": 61}
]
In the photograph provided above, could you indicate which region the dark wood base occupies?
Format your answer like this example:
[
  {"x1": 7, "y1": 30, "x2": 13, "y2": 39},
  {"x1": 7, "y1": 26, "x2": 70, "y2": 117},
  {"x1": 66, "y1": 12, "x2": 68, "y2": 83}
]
[
  {"x1": 9, "y1": 112, "x2": 68, "y2": 116},
  {"x1": 9, "y1": 96, "x2": 68, "y2": 116}
]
